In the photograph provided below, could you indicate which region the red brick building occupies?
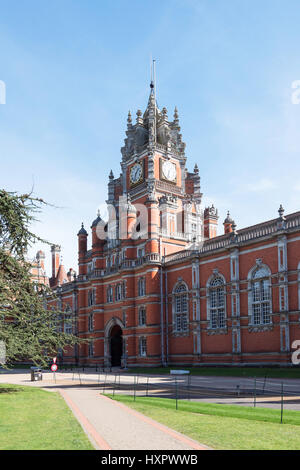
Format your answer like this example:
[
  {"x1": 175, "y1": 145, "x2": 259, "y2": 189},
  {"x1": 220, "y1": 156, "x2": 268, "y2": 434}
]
[{"x1": 49, "y1": 82, "x2": 300, "y2": 368}]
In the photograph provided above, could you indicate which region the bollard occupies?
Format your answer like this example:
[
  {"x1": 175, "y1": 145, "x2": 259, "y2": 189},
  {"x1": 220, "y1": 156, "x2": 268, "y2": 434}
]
[
  {"x1": 113, "y1": 375, "x2": 117, "y2": 397},
  {"x1": 262, "y1": 375, "x2": 267, "y2": 395},
  {"x1": 281, "y1": 382, "x2": 284, "y2": 424},
  {"x1": 133, "y1": 375, "x2": 136, "y2": 401},
  {"x1": 103, "y1": 374, "x2": 107, "y2": 395}
]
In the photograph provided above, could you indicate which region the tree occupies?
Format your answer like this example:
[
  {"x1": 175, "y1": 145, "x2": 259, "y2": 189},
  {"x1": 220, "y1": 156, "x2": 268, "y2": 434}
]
[{"x1": 0, "y1": 189, "x2": 82, "y2": 367}]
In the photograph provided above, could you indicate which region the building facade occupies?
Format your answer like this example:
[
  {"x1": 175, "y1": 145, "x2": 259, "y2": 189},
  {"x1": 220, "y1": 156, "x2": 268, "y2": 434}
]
[{"x1": 49, "y1": 82, "x2": 300, "y2": 367}]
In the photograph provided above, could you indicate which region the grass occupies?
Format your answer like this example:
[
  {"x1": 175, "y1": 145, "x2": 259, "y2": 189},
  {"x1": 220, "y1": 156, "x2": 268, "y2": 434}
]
[
  {"x1": 0, "y1": 383, "x2": 94, "y2": 450},
  {"x1": 127, "y1": 366, "x2": 300, "y2": 379},
  {"x1": 109, "y1": 394, "x2": 300, "y2": 450}
]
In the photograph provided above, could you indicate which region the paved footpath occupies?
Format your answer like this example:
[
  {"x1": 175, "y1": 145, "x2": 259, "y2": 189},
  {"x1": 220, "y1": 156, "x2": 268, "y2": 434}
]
[
  {"x1": 0, "y1": 370, "x2": 209, "y2": 450},
  {"x1": 60, "y1": 386, "x2": 209, "y2": 450}
]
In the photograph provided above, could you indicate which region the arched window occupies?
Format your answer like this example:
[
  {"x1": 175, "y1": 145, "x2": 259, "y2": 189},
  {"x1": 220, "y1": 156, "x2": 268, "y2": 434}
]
[
  {"x1": 173, "y1": 283, "x2": 188, "y2": 332},
  {"x1": 208, "y1": 276, "x2": 226, "y2": 329},
  {"x1": 249, "y1": 265, "x2": 272, "y2": 325}
]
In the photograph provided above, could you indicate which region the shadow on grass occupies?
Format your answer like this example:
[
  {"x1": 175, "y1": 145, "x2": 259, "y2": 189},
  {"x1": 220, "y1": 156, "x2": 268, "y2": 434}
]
[{"x1": 0, "y1": 387, "x2": 22, "y2": 394}]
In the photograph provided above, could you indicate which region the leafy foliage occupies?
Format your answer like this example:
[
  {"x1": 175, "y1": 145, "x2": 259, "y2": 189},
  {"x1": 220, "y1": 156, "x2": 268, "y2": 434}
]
[{"x1": 0, "y1": 189, "x2": 82, "y2": 367}]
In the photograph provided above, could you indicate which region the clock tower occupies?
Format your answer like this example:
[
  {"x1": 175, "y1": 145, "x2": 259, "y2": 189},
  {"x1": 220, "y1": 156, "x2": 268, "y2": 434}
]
[{"x1": 105, "y1": 80, "x2": 210, "y2": 261}]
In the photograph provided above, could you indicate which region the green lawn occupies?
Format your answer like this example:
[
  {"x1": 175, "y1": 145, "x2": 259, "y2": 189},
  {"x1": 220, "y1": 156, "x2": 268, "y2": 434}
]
[
  {"x1": 109, "y1": 394, "x2": 300, "y2": 450},
  {"x1": 127, "y1": 366, "x2": 300, "y2": 379},
  {"x1": 0, "y1": 384, "x2": 94, "y2": 450}
]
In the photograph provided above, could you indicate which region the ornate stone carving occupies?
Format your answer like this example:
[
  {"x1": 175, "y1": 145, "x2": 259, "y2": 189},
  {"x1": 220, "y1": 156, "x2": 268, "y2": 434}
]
[{"x1": 248, "y1": 324, "x2": 273, "y2": 333}]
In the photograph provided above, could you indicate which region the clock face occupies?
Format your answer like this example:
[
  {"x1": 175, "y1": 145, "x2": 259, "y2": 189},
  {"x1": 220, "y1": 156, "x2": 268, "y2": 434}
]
[
  {"x1": 162, "y1": 160, "x2": 176, "y2": 182},
  {"x1": 130, "y1": 162, "x2": 143, "y2": 185}
]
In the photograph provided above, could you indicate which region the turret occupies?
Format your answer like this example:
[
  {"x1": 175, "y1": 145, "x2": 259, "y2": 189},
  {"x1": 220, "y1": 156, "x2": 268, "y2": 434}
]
[
  {"x1": 77, "y1": 223, "x2": 88, "y2": 275},
  {"x1": 223, "y1": 211, "x2": 234, "y2": 234},
  {"x1": 91, "y1": 210, "x2": 105, "y2": 259},
  {"x1": 36, "y1": 250, "x2": 45, "y2": 271},
  {"x1": 204, "y1": 205, "x2": 218, "y2": 239}
]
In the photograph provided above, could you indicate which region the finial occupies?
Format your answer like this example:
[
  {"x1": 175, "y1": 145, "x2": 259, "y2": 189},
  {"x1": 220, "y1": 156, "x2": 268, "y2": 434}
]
[
  {"x1": 278, "y1": 204, "x2": 285, "y2": 219},
  {"x1": 174, "y1": 106, "x2": 179, "y2": 121},
  {"x1": 78, "y1": 222, "x2": 88, "y2": 236},
  {"x1": 127, "y1": 111, "x2": 132, "y2": 125},
  {"x1": 97, "y1": 209, "x2": 100, "y2": 217},
  {"x1": 136, "y1": 109, "x2": 143, "y2": 125},
  {"x1": 109, "y1": 170, "x2": 114, "y2": 180},
  {"x1": 224, "y1": 211, "x2": 234, "y2": 224},
  {"x1": 194, "y1": 164, "x2": 199, "y2": 174}
]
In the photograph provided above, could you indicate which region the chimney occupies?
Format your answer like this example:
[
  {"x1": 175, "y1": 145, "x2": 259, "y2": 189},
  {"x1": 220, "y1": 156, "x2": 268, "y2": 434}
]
[{"x1": 51, "y1": 245, "x2": 61, "y2": 279}]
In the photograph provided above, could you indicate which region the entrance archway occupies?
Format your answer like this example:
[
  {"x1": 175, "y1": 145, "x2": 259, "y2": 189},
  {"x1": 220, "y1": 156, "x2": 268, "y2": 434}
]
[{"x1": 110, "y1": 325, "x2": 123, "y2": 367}]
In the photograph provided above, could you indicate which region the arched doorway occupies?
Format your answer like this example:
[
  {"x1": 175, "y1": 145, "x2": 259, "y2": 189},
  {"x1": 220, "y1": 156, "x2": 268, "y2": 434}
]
[{"x1": 110, "y1": 325, "x2": 123, "y2": 367}]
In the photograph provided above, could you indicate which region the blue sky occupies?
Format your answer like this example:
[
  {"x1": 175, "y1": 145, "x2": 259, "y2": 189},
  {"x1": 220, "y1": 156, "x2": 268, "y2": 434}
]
[{"x1": 1, "y1": 0, "x2": 300, "y2": 273}]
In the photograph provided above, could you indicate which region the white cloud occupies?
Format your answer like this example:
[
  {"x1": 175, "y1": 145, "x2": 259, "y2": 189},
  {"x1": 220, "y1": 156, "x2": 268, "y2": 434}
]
[{"x1": 244, "y1": 178, "x2": 277, "y2": 193}]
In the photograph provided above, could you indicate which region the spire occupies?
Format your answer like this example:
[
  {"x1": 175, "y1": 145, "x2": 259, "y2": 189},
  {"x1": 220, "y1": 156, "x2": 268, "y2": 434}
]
[
  {"x1": 173, "y1": 106, "x2": 179, "y2": 128},
  {"x1": 109, "y1": 170, "x2": 114, "y2": 180}
]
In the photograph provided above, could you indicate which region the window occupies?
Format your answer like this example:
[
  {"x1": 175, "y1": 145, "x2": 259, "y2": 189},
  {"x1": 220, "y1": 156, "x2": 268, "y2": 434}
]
[
  {"x1": 122, "y1": 281, "x2": 126, "y2": 299},
  {"x1": 249, "y1": 266, "x2": 272, "y2": 325},
  {"x1": 208, "y1": 276, "x2": 226, "y2": 329},
  {"x1": 107, "y1": 286, "x2": 113, "y2": 303},
  {"x1": 88, "y1": 340, "x2": 94, "y2": 357},
  {"x1": 173, "y1": 283, "x2": 188, "y2": 332},
  {"x1": 298, "y1": 262, "x2": 300, "y2": 311},
  {"x1": 88, "y1": 313, "x2": 94, "y2": 332},
  {"x1": 64, "y1": 305, "x2": 73, "y2": 335},
  {"x1": 138, "y1": 277, "x2": 146, "y2": 297},
  {"x1": 88, "y1": 289, "x2": 95, "y2": 306},
  {"x1": 115, "y1": 284, "x2": 122, "y2": 301},
  {"x1": 139, "y1": 337, "x2": 147, "y2": 357},
  {"x1": 114, "y1": 282, "x2": 125, "y2": 301},
  {"x1": 139, "y1": 307, "x2": 146, "y2": 326}
]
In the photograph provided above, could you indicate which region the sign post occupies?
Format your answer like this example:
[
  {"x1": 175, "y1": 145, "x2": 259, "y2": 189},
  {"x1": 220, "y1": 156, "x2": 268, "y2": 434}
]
[{"x1": 51, "y1": 359, "x2": 58, "y2": 383}]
